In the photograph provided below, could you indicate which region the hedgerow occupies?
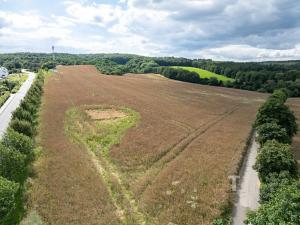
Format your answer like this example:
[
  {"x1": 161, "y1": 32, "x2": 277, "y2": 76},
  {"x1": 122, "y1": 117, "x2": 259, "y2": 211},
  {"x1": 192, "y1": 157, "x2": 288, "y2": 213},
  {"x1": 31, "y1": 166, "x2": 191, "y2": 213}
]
[
  {"x1": 0, "y1": 70, "x2": 45, "y2": 223},
  {"x1": 254, "y1": 140, "x2": 298, "y2": 182},
  {"x1": 0, "y1": 177, "x2": 19, "y2": 219},
  {"x1": 246, "y1": 89, "x2": 300, "y2": 224}
]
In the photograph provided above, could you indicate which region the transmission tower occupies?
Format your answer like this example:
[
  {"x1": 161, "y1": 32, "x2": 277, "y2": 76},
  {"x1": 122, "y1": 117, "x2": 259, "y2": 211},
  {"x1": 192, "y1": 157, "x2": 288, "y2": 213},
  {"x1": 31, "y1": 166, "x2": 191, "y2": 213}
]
[{"x1": 52, "y1": 45, "x2": 55, "y2": 61}]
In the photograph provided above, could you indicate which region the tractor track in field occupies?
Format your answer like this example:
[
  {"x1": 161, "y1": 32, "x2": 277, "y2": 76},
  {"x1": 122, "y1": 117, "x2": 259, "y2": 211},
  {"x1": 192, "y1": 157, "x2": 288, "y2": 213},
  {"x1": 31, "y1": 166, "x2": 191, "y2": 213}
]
[{"x1": 136, "y1": 104, "x2": 241, "y2": 197}]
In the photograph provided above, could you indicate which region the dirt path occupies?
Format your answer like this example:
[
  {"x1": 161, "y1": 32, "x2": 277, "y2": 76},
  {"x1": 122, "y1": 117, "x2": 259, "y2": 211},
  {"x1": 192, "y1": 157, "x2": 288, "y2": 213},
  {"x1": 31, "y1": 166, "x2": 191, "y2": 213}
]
[{"x1": 232, "y1": 133, "x2": 260, "y2": 225}]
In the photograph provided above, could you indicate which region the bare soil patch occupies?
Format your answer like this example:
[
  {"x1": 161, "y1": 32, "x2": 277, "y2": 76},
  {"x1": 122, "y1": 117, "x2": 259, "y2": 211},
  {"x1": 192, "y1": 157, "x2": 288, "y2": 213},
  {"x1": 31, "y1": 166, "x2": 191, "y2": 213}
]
[
  {"x1": 85, "y1": 109, "x2": 127, "y2": 120},
  {"x1": 29, "y1": 65, "x2": 266, "y2": 225}
]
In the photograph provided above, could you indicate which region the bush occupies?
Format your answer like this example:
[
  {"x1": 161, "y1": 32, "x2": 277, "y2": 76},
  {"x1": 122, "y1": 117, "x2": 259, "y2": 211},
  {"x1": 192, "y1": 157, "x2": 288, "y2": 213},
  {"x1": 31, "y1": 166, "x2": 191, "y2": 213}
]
[
  {"x1": 269, "y1": 89, "x2": 288, "y2": 104},
  {"x1": 10, "y1": 119, "x2": 34, "y2": 137},
  {"x1": 256, "y1": 122, "x2": 291, "y2": 145},
  {"x1": 246, "y1": 181, "x2": 300, "y2": 225},
  {"x1": 12, "y1": 108, "x2": 35, "y2": 124},
  {"x1": 2, "y1": 128, "x2": 34, "y2": 157},
  {"x1": 19, "y1": 101, "x2": 37, "y2": 116},
  {"x1": 254, "y1": 140, "x2": 298, "y2": 182},
  {"x1": 0, "y1": 144, "x2": 26, "y2": 182},
  {"x1": 254, "y1": 99, "x2": 297, "y2": 137},
  {"x1": 0, "y1": 176, "x2": 19, "y2": 220},
  {"x1": 259, "y1": 171, "x2": 296, "y2": 203},
  {"x1": 254, "y1": 140, "x2": 297, "y2": 182}
]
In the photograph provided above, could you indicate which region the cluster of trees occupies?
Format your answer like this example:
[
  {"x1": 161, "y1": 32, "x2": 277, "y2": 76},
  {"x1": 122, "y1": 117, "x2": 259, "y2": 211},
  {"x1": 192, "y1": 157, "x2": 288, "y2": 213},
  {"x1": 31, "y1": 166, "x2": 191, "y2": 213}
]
[
  {"x1": 158, "y1": 67, "x2": 224, "y2": 86},
  {"x1": 245, "y1": 89, "x2": 300, "y2": 225},
  {"x1": 96, "y1": 57, "x2": 160, "y2": 75},
  {"x1": 192, "y1": 60, "x2": 300, "y2": 96},
  {"x1": 0, "y1": 71, "x2": 45, "y2": 224}
]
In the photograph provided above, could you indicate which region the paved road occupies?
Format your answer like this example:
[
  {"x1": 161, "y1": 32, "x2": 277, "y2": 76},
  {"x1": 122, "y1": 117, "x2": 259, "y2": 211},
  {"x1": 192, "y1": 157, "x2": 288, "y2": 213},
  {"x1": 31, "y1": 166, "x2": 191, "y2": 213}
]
[
  {"x1": 0, "y1": 71, "x2": 36, "y2": 137},
  {"x1": 232, "y1": 133, "x2": 260, "y2": 225}
]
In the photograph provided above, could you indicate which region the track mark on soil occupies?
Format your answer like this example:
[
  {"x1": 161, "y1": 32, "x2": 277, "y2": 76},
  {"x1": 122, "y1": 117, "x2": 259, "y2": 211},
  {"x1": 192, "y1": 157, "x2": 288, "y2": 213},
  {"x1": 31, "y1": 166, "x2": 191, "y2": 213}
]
[{"x1": 136, "y1": 104, "x2": 241, "y2": 197}]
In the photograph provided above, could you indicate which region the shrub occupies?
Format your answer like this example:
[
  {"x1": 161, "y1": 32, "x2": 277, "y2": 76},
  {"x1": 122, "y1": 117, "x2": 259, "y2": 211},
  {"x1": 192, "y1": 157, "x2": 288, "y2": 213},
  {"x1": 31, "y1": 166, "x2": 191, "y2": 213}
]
[
  {"x1": 256, "y1": 122, "x2": 291, "y2": 145},
  {"x1": 254, "y1": 99, "x2": 297, "y2": 137},
  {"x1": 259, "y1": 171, "x2": 296, "y2": 203},
  {"x1": 254, "y1": 140, "x2": 298, "y2": 182},
  {"x1": 12, "y1": 108, "x2": 34, "y2": 124},
  {"x1": 10, "y1": 119, "x2": 34, "y2": 137},
  {"x1": 0, "y1": 176, "x2": 19, "y2": 220},
  {"x1": 246, "y1": 181, "x2": 300, "y2": 225},
  {"x1": 19, "y1": 101, "x2": 37, "y2": 116},
  {"x1": 2, "y1": 128, "x2": 34, "y2": 157},
  {"x1": 0, "y1": 144, "x2": 26, "y2": 182},
  {"x1": 269, "y1": 89, "x2": 288, "y2": 104}
]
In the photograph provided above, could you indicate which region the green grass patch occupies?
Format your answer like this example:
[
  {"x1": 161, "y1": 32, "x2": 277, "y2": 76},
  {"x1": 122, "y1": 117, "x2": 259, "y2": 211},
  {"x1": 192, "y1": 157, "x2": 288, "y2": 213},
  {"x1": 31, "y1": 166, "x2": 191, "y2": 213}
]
[
  {"x1": 65, "y1": 105, "x2": 139, "y2": 157},
  {"x1": 7, "y1": 73, "x2": 28, "y2": 93},
  {"x1": 171, "y1": 66, "x2": 234, "y2": 82}
]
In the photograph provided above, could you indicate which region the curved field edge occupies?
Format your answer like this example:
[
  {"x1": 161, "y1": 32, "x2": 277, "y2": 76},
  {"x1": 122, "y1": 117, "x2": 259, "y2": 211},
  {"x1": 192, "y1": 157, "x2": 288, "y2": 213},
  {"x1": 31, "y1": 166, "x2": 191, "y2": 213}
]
[
  {"x1": 64, "y1": 105, "x2": 153, "y2": 224},
  {"x1": 171, "y1": 66, "x2": 234, "y2": 82}
]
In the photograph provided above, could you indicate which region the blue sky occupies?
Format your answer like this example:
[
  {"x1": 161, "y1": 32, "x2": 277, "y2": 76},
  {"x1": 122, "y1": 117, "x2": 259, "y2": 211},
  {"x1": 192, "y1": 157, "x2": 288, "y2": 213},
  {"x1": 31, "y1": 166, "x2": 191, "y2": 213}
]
[{"x1": 0, "y1": 0, "x2": 300, "y2": 61}]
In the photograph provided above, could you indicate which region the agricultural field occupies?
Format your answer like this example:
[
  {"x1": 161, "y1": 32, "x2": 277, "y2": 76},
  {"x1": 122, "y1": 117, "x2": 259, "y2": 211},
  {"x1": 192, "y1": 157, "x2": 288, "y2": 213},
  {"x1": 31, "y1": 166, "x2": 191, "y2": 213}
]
[
  {"x1": 28, "y1": 65, "x2": 266, "y2": 225},
  {"x1": 171, "y1": 66, "x2": 234, "y2": 82}
]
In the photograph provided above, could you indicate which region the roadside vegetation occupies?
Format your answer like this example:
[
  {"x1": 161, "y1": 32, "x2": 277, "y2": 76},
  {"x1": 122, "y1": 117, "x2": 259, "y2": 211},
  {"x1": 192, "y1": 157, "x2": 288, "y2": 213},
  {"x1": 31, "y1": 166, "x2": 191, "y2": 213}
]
[
  {"x1": 0, "y1": 74, "x2": 28, "y2": 108},
  {"x1": 245, "y1": 89, "x2": 300, "y2": 225},
  {"x1": 0, "y1": 70, "x2": 46, "y2": 224}
]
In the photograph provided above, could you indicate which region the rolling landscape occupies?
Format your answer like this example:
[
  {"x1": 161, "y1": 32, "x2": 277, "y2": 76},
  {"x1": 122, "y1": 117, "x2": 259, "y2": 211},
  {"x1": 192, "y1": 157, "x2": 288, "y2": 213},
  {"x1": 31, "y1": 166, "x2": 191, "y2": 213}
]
[{"x1": 0, "y1": 1, "x2": 300, "y2": 225}]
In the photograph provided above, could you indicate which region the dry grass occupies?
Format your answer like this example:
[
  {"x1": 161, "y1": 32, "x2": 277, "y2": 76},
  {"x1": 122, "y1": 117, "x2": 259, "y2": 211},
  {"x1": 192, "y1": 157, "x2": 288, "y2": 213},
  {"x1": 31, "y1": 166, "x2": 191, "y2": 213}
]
[{"x1": 29, "y1": 65, "x2": 266, "y2": 225}]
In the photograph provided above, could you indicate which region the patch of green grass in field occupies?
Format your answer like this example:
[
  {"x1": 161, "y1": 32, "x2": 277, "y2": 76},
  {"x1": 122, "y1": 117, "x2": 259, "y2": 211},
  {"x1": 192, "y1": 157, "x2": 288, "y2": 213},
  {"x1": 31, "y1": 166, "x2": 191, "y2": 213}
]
[
  {"x1": 171, "y1": 66, "x2": 234, "y2": 82},
  {"x1": 65, "y1": 105, "x2": 139, "y2": 157}
]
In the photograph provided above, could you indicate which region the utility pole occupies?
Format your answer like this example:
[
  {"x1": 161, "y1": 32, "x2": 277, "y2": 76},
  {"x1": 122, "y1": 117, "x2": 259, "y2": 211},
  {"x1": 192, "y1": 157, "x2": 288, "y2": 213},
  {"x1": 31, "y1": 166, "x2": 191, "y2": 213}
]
[{"x1": 52, "y1": 45, "x2": 55, "y2": 61}]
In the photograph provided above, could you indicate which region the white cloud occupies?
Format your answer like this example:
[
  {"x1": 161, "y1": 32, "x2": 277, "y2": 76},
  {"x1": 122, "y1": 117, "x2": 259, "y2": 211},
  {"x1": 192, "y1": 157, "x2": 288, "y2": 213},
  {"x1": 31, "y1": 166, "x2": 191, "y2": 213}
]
[
  {"x1": 0, "y1": 0, "x2": 300, "y2": 61},
  {"x1": 199, "y1": 44, "x2": 300, "y2": 61},
  {"x1": 63, "y1": 0, "x2": 122, "y2": 27}
]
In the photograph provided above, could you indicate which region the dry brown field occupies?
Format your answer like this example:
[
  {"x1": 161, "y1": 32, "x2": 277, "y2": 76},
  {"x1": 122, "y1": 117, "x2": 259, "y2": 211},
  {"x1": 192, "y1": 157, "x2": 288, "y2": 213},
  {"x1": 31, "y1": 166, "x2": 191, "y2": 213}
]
[{"x1": 29, "y1": 65, "x2": 266, "y2": 225}]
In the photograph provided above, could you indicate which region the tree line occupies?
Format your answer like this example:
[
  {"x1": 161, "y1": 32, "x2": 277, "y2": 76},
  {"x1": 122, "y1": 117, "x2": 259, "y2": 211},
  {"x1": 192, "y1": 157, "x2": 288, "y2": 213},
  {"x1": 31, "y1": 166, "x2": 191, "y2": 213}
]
[
  {"x1": 2, "y1": 53, "x2": 300, "y2": 96},
  {"x1": 244, "y1": 89, "x2": 300, "y2": 225},
  {"x1": 0, "y1": 71, "x2": 46, "y2": 224}
]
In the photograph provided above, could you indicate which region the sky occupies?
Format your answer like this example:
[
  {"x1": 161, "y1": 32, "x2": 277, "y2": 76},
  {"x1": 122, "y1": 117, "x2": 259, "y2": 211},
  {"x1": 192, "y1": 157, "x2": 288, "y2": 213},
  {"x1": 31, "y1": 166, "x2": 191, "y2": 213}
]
[{"x1": 0, "y1": 0, "x2": 300, "y2": 61}]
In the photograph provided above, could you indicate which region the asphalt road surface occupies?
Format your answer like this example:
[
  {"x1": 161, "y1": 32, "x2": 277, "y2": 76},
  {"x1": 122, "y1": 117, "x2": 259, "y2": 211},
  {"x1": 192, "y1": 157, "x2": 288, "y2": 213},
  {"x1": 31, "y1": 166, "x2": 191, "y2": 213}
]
[
  {"x1": 232, "y1": 133, "x2": 260, "y2": 225},
  {"x1": 0, "y1": 71, "x2": 36, "y2": 137}
]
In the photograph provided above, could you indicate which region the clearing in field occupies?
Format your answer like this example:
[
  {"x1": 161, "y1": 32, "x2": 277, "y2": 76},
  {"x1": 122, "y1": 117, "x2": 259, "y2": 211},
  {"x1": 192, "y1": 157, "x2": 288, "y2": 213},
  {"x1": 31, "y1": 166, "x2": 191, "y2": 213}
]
[
  {"x1": 172, "y1": 66, "x2": 234, "y2": 82},
  {"x1": 28, "y1": 65, "x2": 265, "y2": 225}
]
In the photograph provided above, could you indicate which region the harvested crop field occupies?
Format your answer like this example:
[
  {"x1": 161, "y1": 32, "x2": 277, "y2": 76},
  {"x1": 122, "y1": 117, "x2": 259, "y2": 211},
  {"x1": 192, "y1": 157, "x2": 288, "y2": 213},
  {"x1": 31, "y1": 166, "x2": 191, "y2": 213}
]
[{"x1": 29, "y1": 65, "x2": 266, "y2": 225}]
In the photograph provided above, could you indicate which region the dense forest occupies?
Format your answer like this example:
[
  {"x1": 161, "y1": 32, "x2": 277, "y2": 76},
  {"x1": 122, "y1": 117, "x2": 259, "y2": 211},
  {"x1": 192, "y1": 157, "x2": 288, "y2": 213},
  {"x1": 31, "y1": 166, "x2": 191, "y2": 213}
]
[{"x1": 1, "y1": 53, "x2": 300, "y2": 96}]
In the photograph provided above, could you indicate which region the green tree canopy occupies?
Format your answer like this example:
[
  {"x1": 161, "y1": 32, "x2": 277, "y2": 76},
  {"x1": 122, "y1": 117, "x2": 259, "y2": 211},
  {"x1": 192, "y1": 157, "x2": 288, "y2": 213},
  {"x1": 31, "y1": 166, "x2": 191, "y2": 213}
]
[
  {"x1": 256, "y1": 122, "x2": 291, "y2": 145},
  {"x1": 254, "y1": 140, "x2": 298, "y2": 182},
  {"x1": 254, "y1": 98, "x2": 297, "y2": 137},
  {"x1": 246, "y1": 181, "x2": 300, "y2": 225}
]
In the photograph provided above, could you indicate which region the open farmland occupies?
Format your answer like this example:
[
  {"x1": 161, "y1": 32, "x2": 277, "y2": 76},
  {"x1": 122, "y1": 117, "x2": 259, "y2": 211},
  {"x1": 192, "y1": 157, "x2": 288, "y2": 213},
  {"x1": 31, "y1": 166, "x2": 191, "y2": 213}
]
[
  {"x1": 171, "y1": 66, "x2": 234, "y2": 82},
  {"x1": 29, "y1": 65, "x2": 266, "y2": 225}
]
